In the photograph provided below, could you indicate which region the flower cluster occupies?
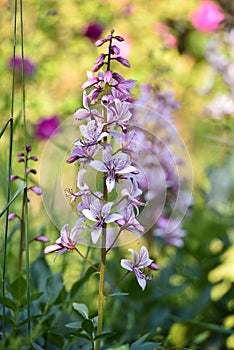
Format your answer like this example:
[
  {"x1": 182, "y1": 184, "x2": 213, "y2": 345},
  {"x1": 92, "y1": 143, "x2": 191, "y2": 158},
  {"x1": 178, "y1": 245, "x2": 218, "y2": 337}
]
[
  {"x1": 134, "y1": 84, "x2": 191, "y2": 247},
  {"x1": 8, "y1": 145, "x2": 46, "y2": 243},
  {"x1": 45, "y1": 29, "x2": 158, "y2": 290}
]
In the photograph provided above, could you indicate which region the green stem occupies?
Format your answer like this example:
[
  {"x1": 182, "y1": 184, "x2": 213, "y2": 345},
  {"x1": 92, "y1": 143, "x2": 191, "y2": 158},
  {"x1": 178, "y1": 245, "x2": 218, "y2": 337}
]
[
  {"x1": 95, "y1": 225, "x2": 107, "y2": 350},
  {"x1": 20, "y1": 0, "x2": 31, "y2": 345},
  {"x1": 2, "y1": 0, "x2": 17, "y2": 343},
  {"x1": 74, "y1": 247, "x2": 99, "y2": 271}
]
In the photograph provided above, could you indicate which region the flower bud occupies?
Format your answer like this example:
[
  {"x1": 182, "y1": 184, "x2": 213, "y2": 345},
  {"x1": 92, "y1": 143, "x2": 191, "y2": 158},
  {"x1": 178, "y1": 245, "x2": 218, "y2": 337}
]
[
  {"x1": 114, "y1": 35, "x2": 124, "y2": 42},
  {"x1": 8, "y1": 213, "x2": 17, "y2": 221},
  {"x1": 115, "y1": 56, "x2": 130, "y2": 68},
  {"x1": 30, "y1": 186, "x2": 42, "y2": 195},
  {"x1": 104, "y1": 70, "x2": 112, "y2": 84},
  {"x1": 95, "y1": 38, "x2": 106, "y2": 47},
  {"x1": 66, "y1": 155, "x2": 79, "y2": 163},
  {"x1": 17, "y1": 158, "x2": 24, "y2": 162},
  {"x1": 92, "y1": 61, "x2": 104, "y2": 73},
  {"x1": 148, "y1": 262, "x2": 159, "y2": 271},
  {"x1": 34, "y1": 236, "x2": 50, "y2": 243},
  {"x1": 26, "y1": 145, "x2": 32, "y2": 152},
  {"x1": 18, "y1": 152, "x2": 24, "y2": 156},
  {"x1": 10, "y1": 175, "x2": 19, "y2": 181},
  {"x1": 29, "y1": 156, "x2": 38, "y2": 161},
  {"x1": 111, "y1": 45, "x2": 120, "y2": 55}
]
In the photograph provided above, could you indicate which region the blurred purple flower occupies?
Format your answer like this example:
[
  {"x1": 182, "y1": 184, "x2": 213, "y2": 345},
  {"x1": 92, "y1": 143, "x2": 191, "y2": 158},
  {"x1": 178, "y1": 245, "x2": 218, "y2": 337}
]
[
  {"x1": 34, "y1": 115, "x2": 60, "y2": 140},
  {"x1": 83, "y1": 22, "x2": 103, "y2": 42},
  {"x1": 8, "y1": 56, "x2": 36, "y2": 78}
]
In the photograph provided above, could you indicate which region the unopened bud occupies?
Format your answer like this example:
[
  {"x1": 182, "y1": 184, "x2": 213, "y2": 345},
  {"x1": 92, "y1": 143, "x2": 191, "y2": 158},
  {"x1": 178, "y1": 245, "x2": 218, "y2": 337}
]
[
  {"x1": 148, "y1": 262, "x2": 159, "y2": 271},
  {"x1": 30, "y1": 186, "x2": 42, "y2": 195},
  {"x1": 95, "y1": 38, "x2": 106, "y2": 47},
  {"x1": 26, "y1": 145, "x2": 32, "y2": 152},
  {"x1": 8, "y1": 213, "x2": 17, "y2": 221}
]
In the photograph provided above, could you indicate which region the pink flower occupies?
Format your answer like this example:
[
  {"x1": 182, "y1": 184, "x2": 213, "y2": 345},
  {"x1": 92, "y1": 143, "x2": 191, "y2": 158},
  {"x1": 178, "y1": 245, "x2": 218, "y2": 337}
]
[
  {"x1": 34, "y1": 115, "x2": 60, "y2": 140},
  {"x1": 154, "y1": 22, "x2": 178, "y2": 48},
  {"x1": 190, "y1": 1, "x2": 224, "y2": 32}
]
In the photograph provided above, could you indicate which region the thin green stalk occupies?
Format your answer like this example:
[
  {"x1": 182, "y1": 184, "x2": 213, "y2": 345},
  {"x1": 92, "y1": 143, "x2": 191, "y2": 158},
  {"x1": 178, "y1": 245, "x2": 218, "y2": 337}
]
[
  {"x1": 95, "y1": 64, "x2": 111, "y2": 348},
  {"x1": 2, "y1": 0, "x2": 17, "y2": 342},
  {"x1": 20, "y1": 0, "x2": 31, "y2": 344},
  {"x1": 95, "y1": 225, "x2": 107, "y2": 350}
]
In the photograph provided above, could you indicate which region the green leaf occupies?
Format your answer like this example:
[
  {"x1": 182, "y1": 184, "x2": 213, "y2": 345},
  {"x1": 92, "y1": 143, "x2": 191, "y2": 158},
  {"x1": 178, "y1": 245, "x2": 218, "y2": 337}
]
[
  {"x1": 65, "y1": 321, "x2": 82, "y2": 329},
  {"x1": 82, "y1": 319, "x2": 94, "y2": 335},
  {"x1": 45, "y1": 273, "x2": 64, "y2": 304},
  {"x1": 130, "y1": 333, "x2": 161, "y2": 350},
  {"x1": 31, "y1": 341, "x2": 45, "y2": 350},
  {"x1": 30, "y1": 292, "x2": 44, "y2": 302},
  {"x1": 136, "y1": 343, "x2": 162, "y2": 350},
  {"x1": 72, "y1": 303, "x2": 89, "y2": 319},
  {"x1": 0, "y1": 118, "x2": 12, "y2": 138},
  {"x1": 47, "y1": 332, "x2": 64, "y2": 348},
  {"x1": 0, "y1": 184, "x2": 26, "y2": 218},
  {"x1": 71, "y1": 267, "x2": 97, "y2": 298},
  {"x1": 170, "y1": 315, "x2": 234, "y2": 335},
  {"x1": 9, "y1": 274, "x2": 27, "y2": 300},
  {"x1": 108, "y1": 292, "x2": 129, "y2": 297},
  {"x1": 0, "y1": 296, "x2": 16, "y2": 311},
  {"x1": 94, "y1": 332, "x2": 113, "y2": 340}
]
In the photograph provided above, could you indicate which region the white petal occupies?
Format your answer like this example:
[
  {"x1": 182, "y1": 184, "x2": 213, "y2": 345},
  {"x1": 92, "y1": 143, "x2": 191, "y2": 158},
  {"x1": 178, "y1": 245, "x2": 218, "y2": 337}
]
[
  {"x1": 117, "y1": 165, "x2": 138, "y2": 175},
  {"x1": 82, "y1": 209, "x2": 98, "y2": 222},
  {"x1": 77, "y1": 169, "x2": 89, "y2": 190},
  {"x1": 105, "y1": 213, "x2": 123, "y2": 223},
  {"x1": 91, "y1": 227, "x2": 102, "y2": 244},
  {"x1": 89, "y1": 160, "x2": 107, "y2": 172},
  {"x1": 120, "y1": 259, "x2": 133, "y2": 271},
  {"x1": 136, "y1": 274, "x2": 146, "y2": 291}
]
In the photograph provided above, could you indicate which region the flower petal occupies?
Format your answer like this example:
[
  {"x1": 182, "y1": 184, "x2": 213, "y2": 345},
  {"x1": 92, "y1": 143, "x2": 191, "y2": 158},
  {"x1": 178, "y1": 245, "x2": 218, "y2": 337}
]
[
  {"x1": 91, "y1": 227, "x2": 102, "y2": 244},
  {"x1": 89, "y1": 160, "x2": 107, "y2": 172},
  {"x1": 82, "y1": 209, "x2": 98, "y2": 222},
  {"x1": 44, "y1": 244, "x2": 62, "y2": 254},
  {"x1": 120, "y1": 258, "x2": 133, "y2": 271}
]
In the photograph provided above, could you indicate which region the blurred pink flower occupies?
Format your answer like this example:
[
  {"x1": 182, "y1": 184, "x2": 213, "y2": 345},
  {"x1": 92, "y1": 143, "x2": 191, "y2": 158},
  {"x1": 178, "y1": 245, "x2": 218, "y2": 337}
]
[
  {"x1": 34, "y1": 115, "x2": 60, "y2": 140},
  {"x1": 154, "y1": 22, "x2": 178, "y2": 48},
  {"x1": 190, "y1": 1, "x2": 224, "y2": 32}
]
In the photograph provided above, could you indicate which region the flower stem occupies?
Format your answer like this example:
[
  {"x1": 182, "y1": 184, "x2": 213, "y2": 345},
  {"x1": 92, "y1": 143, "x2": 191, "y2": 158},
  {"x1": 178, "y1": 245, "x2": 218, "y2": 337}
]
[
  {"x1": 74, "y1": 247, "x2": 99, "y2": 271},
  {"x1": 95, "y1": 225, "x2": 107, "y2": 350},
  {"x1": 2, "y1": 0, "x2": 17, "y2": 343}
]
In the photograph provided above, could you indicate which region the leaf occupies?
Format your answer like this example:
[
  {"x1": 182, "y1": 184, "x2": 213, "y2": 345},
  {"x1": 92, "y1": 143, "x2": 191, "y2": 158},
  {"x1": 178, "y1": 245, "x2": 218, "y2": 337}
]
[
  {"x1": 0, "y1": 296, "x2": 16, "y2": 311},
  {"x1": 47, "y1": 332, "x2": 64, "y2": 348},
  {"x1": 31, "y1": 341, "x2": 45, "y2": 350},
  {"x1": 170, "y1": 315, "x2": 234, "y2": 335},
  {"x1": 30, "y1": 292, "x2": 44, "y2": 302},
  {"x1": 9, "y1": 274, "x2": 26, "y2": 300},
  {"x1": 82, "y1": 319, "x2": 94, "y2": 335},
  {"x1": 108, "y1": 292, "x2": 129, "y2": 297},
  {"x1": 94, "y1": 332, "x2": 114, "y2": 340},
  {"x1": 65, "y1": 321, "x2": 82, "y2": 329},
  {"x1": 130, "y1": 333, "x2": 150, "y2": 350},
  {"x1": 45, "y1": 273, "x2": 64, "y2": 305},
  {"x1": 71, "y1": 266, "x2": 97, "y2": 298},
  {"x1": 0, "y1": 184, "x2": 26, "y2": 218},
  {"x1": 72, "y1": 303, "x2": 89, "y2": 319},
  {"x1": 136, "y1": 343, "x2": 162, "y2": 350},
  {"x1": 0, "y1": 118, "x2": 12, "y2": 138}
]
